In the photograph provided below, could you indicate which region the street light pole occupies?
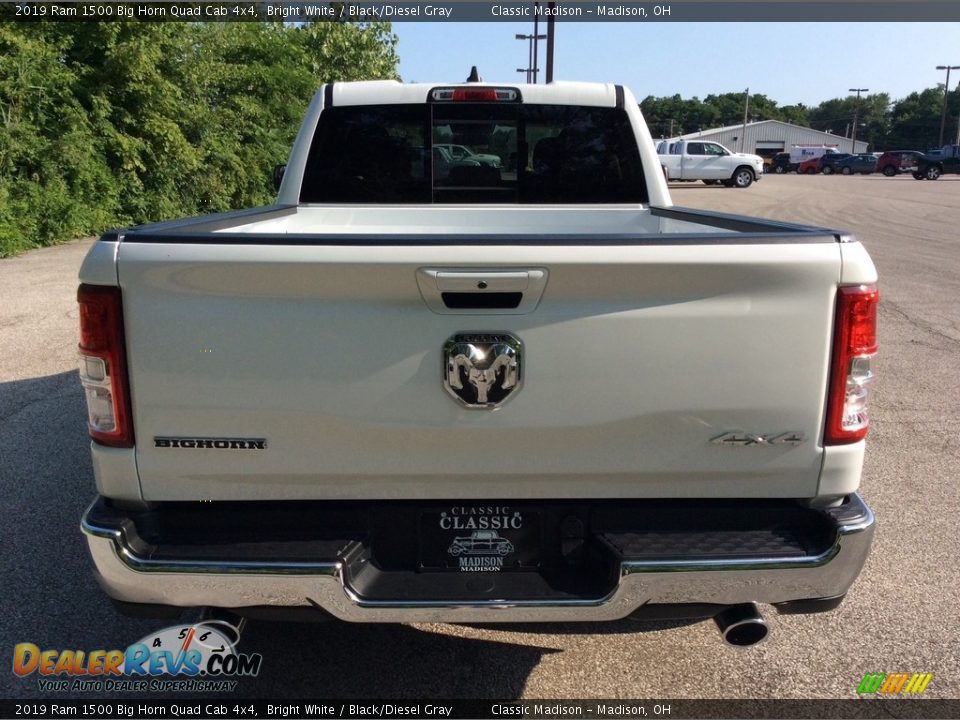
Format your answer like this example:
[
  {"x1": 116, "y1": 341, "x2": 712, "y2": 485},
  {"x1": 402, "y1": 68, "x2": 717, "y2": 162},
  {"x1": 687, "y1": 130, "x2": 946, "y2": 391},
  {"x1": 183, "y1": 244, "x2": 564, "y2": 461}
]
[
  {"x1": 515, "y1": 34, "x2": 532, "y2": 82},
  {"x1": 849, "y1": 88, "x2": 868, "y2": 152},
  {"x1": 516, "y1": 31, "x2": 546, "y2": 83},
  {"x1": 533, "y1": 4, "x2": 540, "y2": 83},
  {"x1": 740, "y1": 88, "x2": 749, "y2": 152},
  {"x1": 936, "y1": 65, "x2": 960, "y2": 147}
]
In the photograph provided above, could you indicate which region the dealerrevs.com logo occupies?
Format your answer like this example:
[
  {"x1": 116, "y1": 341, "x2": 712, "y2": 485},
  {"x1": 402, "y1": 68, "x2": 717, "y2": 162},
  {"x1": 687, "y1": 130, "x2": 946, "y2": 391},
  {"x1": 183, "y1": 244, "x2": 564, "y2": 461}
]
[{"x1": 13, "y1": 621, "x2": 262, "y2": 693}]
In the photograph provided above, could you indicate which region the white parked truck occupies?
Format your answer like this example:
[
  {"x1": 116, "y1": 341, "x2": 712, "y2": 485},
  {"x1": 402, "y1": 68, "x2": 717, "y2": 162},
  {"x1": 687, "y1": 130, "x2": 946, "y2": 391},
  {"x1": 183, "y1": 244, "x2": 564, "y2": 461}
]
[
  {"x1": 656, "y1": 139, "x2": 764, "y2": 187},
  {"x1": 78, "y1": 78, "x2": 877, "y2": 646}
]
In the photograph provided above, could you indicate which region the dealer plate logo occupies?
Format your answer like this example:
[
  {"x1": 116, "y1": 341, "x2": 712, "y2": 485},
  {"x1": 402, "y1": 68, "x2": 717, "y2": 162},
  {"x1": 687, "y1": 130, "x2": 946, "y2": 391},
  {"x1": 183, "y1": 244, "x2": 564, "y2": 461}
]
[{"x1": 440, "y1": 507, "x2": 523, "y2": 572}]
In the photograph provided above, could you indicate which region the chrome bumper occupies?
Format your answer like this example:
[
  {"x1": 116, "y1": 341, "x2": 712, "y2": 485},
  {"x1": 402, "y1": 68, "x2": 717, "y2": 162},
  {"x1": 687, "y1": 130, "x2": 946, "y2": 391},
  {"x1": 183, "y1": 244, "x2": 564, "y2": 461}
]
[{"x1": 81, "y1": 494, "x2": 874, "y2": 623}]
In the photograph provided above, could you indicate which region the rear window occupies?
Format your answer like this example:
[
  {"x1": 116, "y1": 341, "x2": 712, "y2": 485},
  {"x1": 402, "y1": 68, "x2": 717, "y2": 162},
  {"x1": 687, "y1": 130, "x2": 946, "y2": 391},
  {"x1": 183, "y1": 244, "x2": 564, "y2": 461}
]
[{"x1": 300, "y1": 102, "x2": 647, "y2": 204}]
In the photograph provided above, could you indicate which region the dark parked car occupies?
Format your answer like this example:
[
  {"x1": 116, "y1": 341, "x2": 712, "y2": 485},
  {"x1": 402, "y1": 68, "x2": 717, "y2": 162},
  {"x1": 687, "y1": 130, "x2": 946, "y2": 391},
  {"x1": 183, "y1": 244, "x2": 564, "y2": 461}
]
[
  {"x1": 876, "y1": 150, "x2": 922, "y2": 177},
  {"x1": 818, "y1": 153, "x2": 853, "y2": 175},
  {"x1": 835, "y1": 154, "x2": 877, "y2": 175},
  {"x1": 431, "y1": 145, "x2": 481, "y2": 181},
  {"x1": 434, "y1": 143, "x2": 502, "y2": 169},
  {"x1": 769, "y1": 152, "x2": 797, "y2": 174},
  {"x1": 913, "y1": 144, "x2": 960, "y2": 180}
]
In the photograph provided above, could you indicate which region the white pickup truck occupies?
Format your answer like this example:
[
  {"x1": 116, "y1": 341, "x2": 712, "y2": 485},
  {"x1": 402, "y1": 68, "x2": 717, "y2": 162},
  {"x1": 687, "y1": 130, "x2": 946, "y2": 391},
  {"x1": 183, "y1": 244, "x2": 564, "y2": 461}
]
[
  {"x1": 657, "y1": 139, "x2": 765, "y2": 188},
  {"x1": 78, "y1": 78, "x2": 877, "y2": 647}
]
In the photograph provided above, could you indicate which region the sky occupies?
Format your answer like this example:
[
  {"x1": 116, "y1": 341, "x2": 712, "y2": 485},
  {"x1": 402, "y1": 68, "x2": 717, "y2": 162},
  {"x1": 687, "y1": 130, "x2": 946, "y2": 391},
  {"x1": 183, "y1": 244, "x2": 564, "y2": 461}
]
[{"x1": 395, "y1": 22, "x2": 960, "y2": 108}]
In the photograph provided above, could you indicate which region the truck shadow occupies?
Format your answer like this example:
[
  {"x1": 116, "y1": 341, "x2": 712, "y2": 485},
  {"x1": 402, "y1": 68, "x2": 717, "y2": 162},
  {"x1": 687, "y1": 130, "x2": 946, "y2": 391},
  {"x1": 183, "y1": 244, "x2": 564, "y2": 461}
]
[
  {"x1": 0, "y1": 371, "x2": 700, "y2": 700},
  {"x1": 0, "y1": 371, "x2": 105, "y2": 696},
  {"x1": 237, "y1": 621, "x2": 557, "y2": 697},
  {"x1": 234, "y1": 615, "x2": 702, "y2": 697}
]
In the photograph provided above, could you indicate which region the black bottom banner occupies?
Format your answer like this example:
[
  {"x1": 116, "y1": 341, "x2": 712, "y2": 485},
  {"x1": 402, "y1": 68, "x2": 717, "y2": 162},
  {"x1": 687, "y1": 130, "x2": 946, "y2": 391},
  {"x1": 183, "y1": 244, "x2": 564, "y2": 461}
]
[{"x1": 3, "y1": 699, "x2": 960, "y2": 720}]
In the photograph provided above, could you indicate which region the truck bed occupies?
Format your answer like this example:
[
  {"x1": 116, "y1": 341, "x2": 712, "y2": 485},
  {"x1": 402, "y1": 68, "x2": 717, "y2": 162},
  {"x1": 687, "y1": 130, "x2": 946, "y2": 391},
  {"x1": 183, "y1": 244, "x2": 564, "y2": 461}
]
[{"x1": 121, "y1": 204, "x2": 835, "y2": 239}]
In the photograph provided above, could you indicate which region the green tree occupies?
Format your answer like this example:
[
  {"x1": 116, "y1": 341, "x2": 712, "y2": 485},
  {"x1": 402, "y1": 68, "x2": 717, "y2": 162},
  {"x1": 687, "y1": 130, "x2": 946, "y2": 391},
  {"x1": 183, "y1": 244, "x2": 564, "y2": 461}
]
[
  {"x1": 0, "y1": 26, "x2": 117, "y2": 255},
  {"x1": 178, "y1": 22, "x2": 399, "y2": 213},
  {"x1": 887, "y1": 86, "x2": 959, "y2": 150},
  {"x1": 807, "y1": 93, "x2": 890, "y2": 150},
  {"x1": 641, "y1": 91, "x2": 813, "y2": 140},
  {"x1": 702, "y1": 92, "x2": 785, "y2": 125},
  {"x1": 640, "y1": 94, "x2": 721, "y2": 138},
  {"x1": 0, "y1": 20, "x2": 399, "y2": 256},
  {"x1": 778, "y1": 103, "x2": 810, "y2": 127}
]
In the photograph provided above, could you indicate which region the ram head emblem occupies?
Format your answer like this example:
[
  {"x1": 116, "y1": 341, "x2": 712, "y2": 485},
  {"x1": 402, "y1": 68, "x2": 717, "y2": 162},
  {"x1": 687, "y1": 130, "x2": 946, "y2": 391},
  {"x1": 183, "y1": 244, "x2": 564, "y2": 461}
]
[{"x1": 443, "y1": 333, "x2": 522, "y2": 408}]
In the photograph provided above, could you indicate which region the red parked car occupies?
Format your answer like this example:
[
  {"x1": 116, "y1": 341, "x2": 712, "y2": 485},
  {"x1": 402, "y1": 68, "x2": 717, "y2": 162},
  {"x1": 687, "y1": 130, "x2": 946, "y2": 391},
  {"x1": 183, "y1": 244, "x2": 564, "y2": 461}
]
[
  {"x1": 797, "y1": 157, "x2": 821, "y2": 174},
  {"x1": 876, "y1": 150, "x2": 922, "y2": 177}
]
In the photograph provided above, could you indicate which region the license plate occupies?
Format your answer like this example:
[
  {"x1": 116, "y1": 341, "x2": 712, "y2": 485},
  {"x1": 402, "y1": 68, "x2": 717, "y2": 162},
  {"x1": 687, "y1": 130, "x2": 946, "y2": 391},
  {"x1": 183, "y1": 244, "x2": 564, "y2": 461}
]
[{"x1": 419, "y1": 506, "x2": 541, "y2": 572}]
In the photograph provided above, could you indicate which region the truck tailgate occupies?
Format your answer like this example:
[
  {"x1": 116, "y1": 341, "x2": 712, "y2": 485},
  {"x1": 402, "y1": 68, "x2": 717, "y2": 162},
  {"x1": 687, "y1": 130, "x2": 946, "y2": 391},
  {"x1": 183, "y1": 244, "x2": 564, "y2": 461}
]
[{"x1": 117, "y1": 239, "x2": 840, "y2": 501}]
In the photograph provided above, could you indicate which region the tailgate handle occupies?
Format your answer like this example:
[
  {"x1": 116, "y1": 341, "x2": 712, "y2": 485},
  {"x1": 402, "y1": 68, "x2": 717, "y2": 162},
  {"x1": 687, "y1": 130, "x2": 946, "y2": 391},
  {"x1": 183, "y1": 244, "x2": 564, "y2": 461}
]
[
  {"x1": 436, "y1": 271, "x2": 530, "y2": 292},
  {"x1": 416, "y1": 268, "x2": 548, "y2": 315}
]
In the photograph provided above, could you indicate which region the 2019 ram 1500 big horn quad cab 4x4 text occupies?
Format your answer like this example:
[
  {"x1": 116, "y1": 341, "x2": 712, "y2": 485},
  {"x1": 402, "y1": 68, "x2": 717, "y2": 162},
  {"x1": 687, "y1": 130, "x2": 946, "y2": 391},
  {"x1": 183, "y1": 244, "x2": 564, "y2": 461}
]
[{"x1": 78, "y1": 78, "x2": 877, "y2": 647}]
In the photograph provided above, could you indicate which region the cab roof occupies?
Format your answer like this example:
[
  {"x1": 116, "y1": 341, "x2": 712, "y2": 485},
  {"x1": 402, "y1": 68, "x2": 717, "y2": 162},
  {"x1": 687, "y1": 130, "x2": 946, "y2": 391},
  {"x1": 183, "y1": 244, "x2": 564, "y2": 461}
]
[{"x1": 325, "y1": 80, "x2": 625, "y2": 108}]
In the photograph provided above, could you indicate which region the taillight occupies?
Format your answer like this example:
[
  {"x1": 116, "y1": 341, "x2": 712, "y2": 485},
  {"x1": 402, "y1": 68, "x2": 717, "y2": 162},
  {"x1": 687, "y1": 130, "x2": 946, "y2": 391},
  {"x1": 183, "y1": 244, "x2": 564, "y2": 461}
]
[
  {"x1": 825, "y1": 285, "x2": 878, "y2": 445},
  {"x1": 77, "y1": 284, "x2": 134, "y2": 447},
  {"x1": 430, "y1": 87, "x2": 519, "y2": 102}
]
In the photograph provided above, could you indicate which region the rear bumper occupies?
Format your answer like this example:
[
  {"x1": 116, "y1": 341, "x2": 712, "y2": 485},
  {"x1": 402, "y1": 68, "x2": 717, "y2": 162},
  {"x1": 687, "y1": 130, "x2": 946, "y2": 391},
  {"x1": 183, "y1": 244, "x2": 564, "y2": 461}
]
[{"x1": 81, "y1": 494, "x2": 874, "y2": 623}]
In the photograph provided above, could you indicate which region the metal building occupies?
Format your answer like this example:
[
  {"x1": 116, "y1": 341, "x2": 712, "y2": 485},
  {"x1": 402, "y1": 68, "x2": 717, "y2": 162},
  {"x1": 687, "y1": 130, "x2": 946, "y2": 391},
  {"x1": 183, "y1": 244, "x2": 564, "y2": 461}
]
[{"x1": 665, "y1": 120, "x2": 869, "y2": 161}]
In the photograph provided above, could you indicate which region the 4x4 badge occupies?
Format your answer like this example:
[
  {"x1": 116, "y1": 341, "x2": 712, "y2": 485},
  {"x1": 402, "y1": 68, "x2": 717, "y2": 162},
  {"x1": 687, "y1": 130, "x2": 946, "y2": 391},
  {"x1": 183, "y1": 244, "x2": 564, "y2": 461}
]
[
  {"x1": 443, "y1": 333, "x2": 522, "y2": 408},
  {"x1": 711, "y1": 431, "x2": 806, "y2": 446}
]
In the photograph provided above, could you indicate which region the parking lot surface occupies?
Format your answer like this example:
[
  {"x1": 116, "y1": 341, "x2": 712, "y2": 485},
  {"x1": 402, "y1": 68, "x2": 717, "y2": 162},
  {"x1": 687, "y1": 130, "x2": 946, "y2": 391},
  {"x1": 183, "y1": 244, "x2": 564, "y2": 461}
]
[{"x1": 1, "y1": 174, "x2": 958, "y2": 700}]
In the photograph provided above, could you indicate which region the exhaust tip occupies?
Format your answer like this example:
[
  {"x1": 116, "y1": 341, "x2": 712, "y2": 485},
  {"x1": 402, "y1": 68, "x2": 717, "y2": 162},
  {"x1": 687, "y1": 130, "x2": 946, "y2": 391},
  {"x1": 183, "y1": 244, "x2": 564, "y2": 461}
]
[
  {"x1": 199, "y1": 608, "x2": 246, "y2": 645},
  {"x1": 714, "y1": 603, "x2": 768, "y2": 648},
  {"x1": 723, "y1": 618, "x2": 768, "y2": 647}
]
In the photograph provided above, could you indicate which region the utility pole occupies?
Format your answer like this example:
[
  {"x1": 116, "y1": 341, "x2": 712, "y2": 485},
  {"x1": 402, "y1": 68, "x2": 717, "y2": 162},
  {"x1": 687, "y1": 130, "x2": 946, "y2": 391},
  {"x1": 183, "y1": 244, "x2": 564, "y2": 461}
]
[
  {"x1": 849, "y1": 88, "x2": 868, "y2": 152},
  {"x1": 936, "y1": 65, "x2": 960, "y2": 147},
  {"x1": 740, "y1": 88, "x2": 749, "y2": 152},
  {"x1": 533, "y1": 4, "x2": 540, "y2": 83},
  {"x1": 545, "y1": 2, "x2": 556, "y2": 83}
]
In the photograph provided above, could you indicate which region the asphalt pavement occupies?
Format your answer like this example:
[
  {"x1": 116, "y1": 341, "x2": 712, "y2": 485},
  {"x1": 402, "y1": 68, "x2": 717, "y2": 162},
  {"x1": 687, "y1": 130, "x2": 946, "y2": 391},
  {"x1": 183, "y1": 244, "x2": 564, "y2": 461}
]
[{"x1": 1, "y1": 174, "x2": 958, "y2": 701}]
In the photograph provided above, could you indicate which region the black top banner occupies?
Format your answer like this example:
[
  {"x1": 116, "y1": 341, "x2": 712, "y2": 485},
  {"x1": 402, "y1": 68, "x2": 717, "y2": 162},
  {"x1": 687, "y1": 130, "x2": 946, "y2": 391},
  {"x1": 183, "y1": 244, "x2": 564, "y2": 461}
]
[
  {"x1": 4, "y1": 699, "x2": 960, "y2": 720},
  {"x1": 3, "y1": 1, "x2": 960, "y2": 22}
]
